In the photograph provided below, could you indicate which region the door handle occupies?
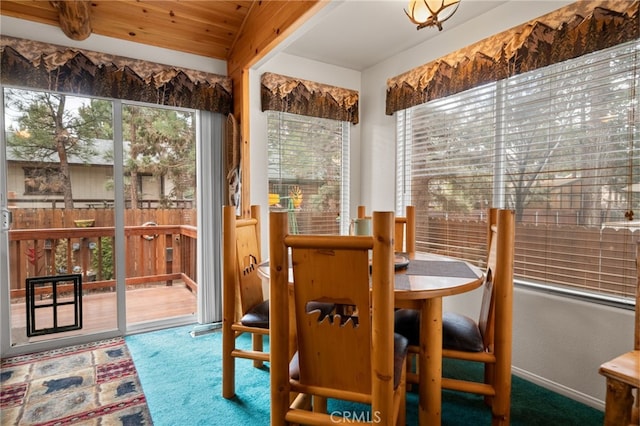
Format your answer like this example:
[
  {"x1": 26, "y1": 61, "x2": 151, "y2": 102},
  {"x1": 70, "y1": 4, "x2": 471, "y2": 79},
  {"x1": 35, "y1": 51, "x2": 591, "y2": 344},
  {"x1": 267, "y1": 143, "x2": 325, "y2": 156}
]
[{"x1": 2, "y1": 208, "x2": 12, "y2": 231}]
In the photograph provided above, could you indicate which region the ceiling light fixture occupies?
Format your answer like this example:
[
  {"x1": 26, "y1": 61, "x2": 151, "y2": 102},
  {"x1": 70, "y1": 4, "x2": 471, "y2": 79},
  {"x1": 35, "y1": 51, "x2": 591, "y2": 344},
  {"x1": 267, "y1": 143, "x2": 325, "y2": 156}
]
[{"x1": 405, "y1": 0, "x2": 461, "y2": 31}]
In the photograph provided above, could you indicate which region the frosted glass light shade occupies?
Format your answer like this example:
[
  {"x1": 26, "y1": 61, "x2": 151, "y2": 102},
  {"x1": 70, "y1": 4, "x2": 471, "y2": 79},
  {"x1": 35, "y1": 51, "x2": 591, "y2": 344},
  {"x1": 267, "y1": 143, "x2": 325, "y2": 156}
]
[{"x1": 405, "y1": 0, "x2": 461, "y2": 31}]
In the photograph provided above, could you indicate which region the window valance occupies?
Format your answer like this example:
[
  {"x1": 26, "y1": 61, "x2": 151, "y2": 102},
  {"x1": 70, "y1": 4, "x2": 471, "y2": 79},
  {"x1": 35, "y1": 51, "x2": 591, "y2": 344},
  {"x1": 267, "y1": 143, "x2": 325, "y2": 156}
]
[
  {"x1": 0, "y1": 36, "x2": 232, "y2": 114},
  {"x1": 261, "y1": 72, "x2": 359, "y2": 124},
  {"x1": 386, "y1": 0, "x2": 639, "y2": 115}
]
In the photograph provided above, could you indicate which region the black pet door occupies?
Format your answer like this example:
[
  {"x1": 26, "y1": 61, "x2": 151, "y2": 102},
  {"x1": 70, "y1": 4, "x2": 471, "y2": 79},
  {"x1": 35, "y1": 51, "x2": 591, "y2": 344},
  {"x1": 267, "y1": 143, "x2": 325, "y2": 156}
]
[{"x1": 25, "y1": 274, "x2": 83, "y2": 337}]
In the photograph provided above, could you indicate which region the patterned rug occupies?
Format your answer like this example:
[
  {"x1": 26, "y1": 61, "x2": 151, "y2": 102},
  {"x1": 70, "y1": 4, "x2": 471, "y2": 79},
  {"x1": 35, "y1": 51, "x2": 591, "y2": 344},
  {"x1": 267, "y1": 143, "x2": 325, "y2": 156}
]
[{"x1": 0, "y1": 337, "x2": 152, "y2": 425}]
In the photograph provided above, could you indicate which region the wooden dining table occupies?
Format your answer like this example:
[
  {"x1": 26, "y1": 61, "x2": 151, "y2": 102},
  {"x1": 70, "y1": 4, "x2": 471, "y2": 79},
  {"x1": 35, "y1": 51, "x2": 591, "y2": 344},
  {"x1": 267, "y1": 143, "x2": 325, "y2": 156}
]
[{"x1": 258, "y1": 251, "x2": 484, "y2": 426}]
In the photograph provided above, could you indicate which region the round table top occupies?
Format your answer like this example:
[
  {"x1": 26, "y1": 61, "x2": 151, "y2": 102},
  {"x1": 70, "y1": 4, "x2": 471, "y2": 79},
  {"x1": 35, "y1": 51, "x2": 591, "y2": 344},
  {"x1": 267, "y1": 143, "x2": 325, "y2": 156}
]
[{"x1": 258, "y1": 251, "x2": 484, "y2": 301}]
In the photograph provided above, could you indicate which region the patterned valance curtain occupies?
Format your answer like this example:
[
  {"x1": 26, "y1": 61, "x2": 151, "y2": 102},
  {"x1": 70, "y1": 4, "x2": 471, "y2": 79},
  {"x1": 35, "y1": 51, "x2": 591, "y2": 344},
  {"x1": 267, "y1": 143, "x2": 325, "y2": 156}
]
[
  {"x1": 261, "y1": 72, "x2": 359, "y2": 124},
  {"x1": 386, "y1": 0, "x2": 639, "y2": 115},
  {"x1": 0, "y1": 36, "x2": 232, "y2": 114}
]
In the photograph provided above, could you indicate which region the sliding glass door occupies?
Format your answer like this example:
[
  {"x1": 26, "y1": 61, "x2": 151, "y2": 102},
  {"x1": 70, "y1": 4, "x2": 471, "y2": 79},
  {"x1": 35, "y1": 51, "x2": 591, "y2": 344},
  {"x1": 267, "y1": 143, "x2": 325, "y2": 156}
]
[
  {"x1": 1, "y1": 88, "x2": 199, "y2": 354},
  {"x1": 121, "y1": 103, "x2": 197, "y2": 330}
]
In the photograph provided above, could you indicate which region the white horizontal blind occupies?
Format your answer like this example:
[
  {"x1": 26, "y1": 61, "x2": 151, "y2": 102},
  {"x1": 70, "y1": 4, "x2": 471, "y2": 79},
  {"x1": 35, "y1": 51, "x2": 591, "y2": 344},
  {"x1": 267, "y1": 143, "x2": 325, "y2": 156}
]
[
  {"x1": 398, "y1": 40, "x2": 639, "y2": 300},
  {"x1": 267, "y1": 111, "x2": 350, "y2": 235},
  {"x1": 397, "y1": 84, "x2": 497, "y2": 266}
]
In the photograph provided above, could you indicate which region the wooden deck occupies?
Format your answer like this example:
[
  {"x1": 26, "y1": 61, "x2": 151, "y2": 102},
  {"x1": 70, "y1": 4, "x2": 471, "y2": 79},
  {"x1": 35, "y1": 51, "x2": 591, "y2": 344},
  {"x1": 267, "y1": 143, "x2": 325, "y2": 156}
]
[{"x1": 10, "y1": 284, "x2": 197, "y2": 345}]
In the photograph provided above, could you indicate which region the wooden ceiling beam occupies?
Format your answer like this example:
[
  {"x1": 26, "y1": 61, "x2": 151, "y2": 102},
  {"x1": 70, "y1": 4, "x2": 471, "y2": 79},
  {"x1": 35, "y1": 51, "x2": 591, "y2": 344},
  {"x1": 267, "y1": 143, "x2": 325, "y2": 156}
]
[
  {"x1": 50, "y1": 0, "x2": 92, "y2": 41},
  {"x1": 227, "y1": 0, "x2": 325, "y2": 77},
  {"x1": 225, "y1": 0, "x2": 327, "y2": 216}
]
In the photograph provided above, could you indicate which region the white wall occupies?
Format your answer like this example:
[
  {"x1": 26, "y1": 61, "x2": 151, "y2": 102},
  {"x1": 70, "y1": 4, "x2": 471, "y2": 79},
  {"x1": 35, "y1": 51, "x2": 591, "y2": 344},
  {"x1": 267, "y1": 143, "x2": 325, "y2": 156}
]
[
  {"x1": 357, "y1": 0, "x2": 631, "y2": 409},
  {"x1": 441, "y1": 284, "x2": 634, "y2": 409}
]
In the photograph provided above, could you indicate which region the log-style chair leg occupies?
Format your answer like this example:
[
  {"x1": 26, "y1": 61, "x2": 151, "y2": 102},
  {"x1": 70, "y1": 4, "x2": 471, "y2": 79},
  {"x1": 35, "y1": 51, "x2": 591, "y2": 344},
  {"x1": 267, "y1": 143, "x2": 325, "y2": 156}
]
[
  {"x1": 252, "y1": 334, "x2": 264, "y2": 368},
  {"x1": 603, "y1": 378, "x2": 634, "y2": 426}
]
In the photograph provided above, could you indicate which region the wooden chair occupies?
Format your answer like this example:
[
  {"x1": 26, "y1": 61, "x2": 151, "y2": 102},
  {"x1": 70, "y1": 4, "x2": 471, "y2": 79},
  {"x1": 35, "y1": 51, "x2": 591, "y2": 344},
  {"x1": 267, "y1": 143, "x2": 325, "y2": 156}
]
[
  {"x1": 222, "y1": 205, "x2": 269, "y2": 399},
  {"x1": 599, "y1": 240, "x2": 640, "y2": 426},
  {"x1": 269, "y1": 210, "x2": 408, "y2": 425},
  {"x1": 394, "y1": 208, "x2": 515, "y2": 426},
  {"x1": 357, "y1": 205, "x2": 415, "y2": 254}
]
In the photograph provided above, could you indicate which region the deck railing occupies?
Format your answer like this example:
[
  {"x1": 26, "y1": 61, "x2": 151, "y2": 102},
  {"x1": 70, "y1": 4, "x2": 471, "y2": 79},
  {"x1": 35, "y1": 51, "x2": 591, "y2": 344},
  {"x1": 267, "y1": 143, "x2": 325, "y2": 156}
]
[{"x1": 8, "y1": 223, "x2": 197, "y2": 299}]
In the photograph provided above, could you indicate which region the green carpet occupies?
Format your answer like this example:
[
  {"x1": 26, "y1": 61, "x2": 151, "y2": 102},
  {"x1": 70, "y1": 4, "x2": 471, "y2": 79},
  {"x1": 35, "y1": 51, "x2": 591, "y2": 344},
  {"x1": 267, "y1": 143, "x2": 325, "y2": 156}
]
[{"x1": 126, "y1": 324, "x2": 603, "y2": 426}]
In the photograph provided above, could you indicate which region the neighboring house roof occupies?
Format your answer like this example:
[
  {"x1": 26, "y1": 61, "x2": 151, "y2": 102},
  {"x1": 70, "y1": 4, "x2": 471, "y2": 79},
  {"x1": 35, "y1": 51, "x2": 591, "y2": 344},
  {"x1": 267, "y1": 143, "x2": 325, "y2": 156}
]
[{"x1": 6, "y1": 138, "x2": 121, "y2": 166}]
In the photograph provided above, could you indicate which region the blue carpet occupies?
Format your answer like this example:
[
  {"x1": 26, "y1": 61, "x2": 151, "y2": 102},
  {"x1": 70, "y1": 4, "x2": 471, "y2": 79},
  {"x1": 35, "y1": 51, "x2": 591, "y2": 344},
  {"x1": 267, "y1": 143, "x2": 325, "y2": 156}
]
[{"x1": 126, "y1": 324, "x2": 603, "y2": 425}]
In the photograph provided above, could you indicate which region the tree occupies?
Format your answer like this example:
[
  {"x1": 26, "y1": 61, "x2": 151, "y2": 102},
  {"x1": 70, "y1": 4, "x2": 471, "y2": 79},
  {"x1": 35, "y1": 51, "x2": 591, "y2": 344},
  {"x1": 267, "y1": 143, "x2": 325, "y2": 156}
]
[
  {"x1": 122, "y1": 105, "x2": 195, "y2": 209},
  {"x1": 5, "y1": 89, "x2": 112, "y2": 209}
]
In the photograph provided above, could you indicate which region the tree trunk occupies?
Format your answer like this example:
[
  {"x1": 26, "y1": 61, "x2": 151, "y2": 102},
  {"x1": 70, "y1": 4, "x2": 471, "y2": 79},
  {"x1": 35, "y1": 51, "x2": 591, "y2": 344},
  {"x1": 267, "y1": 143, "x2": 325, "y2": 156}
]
[
  {"x1": 53, "y1": 96, "x2": 74, "y2": 210},
  {"x1": 56, "y1": 137, "x2": 74, "y2": 210},
  {"x1": 130, "y1": 170, "x2": 139, "y2": 209}
]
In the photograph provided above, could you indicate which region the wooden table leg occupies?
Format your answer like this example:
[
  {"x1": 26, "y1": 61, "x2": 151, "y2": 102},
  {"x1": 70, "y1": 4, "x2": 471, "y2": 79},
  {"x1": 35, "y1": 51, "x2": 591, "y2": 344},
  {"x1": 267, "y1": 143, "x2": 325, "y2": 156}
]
[{"x1": 419, "y1": 297, "x2": 443, "y2": 426}]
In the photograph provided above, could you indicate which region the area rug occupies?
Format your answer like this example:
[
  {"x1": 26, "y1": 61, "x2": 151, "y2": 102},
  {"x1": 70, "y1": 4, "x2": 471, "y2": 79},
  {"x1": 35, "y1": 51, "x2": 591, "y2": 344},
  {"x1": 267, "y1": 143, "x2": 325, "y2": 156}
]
[{"x1": 0, "y1": 337, "x2": 152, "y2": 425}]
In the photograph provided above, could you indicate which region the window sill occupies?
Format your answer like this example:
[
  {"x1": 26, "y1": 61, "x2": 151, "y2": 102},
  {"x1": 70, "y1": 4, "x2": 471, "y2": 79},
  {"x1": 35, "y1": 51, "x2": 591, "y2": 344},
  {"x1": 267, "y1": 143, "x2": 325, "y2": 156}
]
[{"x1": 515, "y1": 279, "x2": 636, "y2": 311}]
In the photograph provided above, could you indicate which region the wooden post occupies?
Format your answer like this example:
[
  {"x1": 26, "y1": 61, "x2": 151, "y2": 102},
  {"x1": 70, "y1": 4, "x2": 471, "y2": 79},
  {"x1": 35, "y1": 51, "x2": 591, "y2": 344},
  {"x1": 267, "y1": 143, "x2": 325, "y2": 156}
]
[
  {"x1": 222, "y1": 206, "x2": 236, "y2": 398},
  {"x1": 269, "y1": 211, "x2": 290, "y2": 424},
  {"x1": 165, "y1": 237, "x2": 173, "y2": 286},
  {"x1": 603, "y1": 379, "x2": 633, "y2": 426},
  {"x1": 51, "y1": 1, "x2": 92, "y2": 41},
  {"x1": 491, "y1": 209, "x2": 515, "y2": 426},
  {"x1": 250, "y1": 205, "x2": 263, "y2": 368},
  {"x1": 357, "y1": 205, "x2": 366, "y2": 219},
  {"x1": 405, "y1": 205, "x2": 416, "y2": 254},
  {"x1": 371, "y1": 211, "x2": 395, "y2": 425}
]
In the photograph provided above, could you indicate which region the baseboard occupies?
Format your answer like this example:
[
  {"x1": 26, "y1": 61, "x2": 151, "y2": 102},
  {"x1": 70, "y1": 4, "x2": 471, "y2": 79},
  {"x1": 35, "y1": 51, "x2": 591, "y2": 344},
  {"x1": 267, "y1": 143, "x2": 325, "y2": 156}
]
[
  {"x1": 512, "y1": 366, "x2": 605, "y2": 411},
  {"x1": 190, "y1": 322, "x2": 222, "y2": 337}
]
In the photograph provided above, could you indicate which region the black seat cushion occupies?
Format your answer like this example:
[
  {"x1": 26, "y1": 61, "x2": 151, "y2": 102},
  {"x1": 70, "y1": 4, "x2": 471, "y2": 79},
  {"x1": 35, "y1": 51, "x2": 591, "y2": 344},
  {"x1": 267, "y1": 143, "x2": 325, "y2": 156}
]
[
  {"x1": 393, "y1": 308, "x2": 420, "y2": 346},
  {"x1": 240, "y1": 300, "x2": 336, "y2": 329},
  {"x1": 289, "y1": 333, "x2": 409, "y2": 390},
  {"x1": 240, "y1": 300, "x2": 270, "y2": 329},
  {"x1": 394, "y1": 309, "x2": 485, "y2": 352},
  {"x1": 442, "y1": 311, "x2": 484, "y2": 352}
]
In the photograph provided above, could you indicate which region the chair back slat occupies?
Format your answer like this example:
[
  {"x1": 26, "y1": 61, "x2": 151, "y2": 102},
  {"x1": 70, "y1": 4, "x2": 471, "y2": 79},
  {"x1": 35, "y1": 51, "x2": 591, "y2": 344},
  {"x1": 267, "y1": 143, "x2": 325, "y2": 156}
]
[
  {"x1": 235, "y1": 212, "x2": 263, "y2": 314},
  {"x1": 478, "y1": 208, "x2": 514, "y2": 352},
  {"x1": 358, "y1": 205, "x2": 415, "y2": 253},
  {"x1": 478, "y1": 208, "x2": 498, "y2": 348}
]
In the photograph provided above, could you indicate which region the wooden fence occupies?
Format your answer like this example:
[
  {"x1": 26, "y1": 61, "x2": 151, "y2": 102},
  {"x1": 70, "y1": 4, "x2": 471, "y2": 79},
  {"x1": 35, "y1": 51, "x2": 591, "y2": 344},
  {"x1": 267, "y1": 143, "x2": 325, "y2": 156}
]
[
  {"x1": 421, "y1": 217, "x2": 639, "y2": 298},
  {"x1": 8, "y1": 208, "x2": 197, "y2": 298},
  {"x1": 8, "y1": 207, "x2": 196, "y2": 229}
]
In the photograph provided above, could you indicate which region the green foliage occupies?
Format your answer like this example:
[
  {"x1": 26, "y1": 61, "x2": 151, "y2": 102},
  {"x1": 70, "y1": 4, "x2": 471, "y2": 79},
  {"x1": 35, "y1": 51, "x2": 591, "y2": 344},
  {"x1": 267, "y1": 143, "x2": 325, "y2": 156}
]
[
  {"x1": 123, "y1": 105, "x2": 196, "y2": 205},
  {"x1": 5, "y1": 89, "x2": 113, "y2": 207},
  {"x1": 52, "y1": 237, "x2": 113, "y2": 280},
  {"x1": 92, "y1": 237, "x2": 114, "y2": 280},
  {"x1": 54, "y1": 239, "x2": 70, "y2": 274}
]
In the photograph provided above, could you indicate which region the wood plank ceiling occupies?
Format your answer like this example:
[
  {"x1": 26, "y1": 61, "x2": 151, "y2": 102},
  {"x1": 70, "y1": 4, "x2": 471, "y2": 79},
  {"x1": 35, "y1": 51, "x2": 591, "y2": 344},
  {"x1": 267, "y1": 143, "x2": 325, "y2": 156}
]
[{"x1": 0, "y1": 0, "x2": 256, "y2": 61}]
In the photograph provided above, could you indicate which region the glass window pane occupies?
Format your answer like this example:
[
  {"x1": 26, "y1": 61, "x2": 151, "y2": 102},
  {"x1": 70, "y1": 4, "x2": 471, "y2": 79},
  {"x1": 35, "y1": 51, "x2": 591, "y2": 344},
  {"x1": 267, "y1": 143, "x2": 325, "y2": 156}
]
[
  {"x1": 267, "y1": 111, "x2": 350, "y2": 235},
  {"x1": 397, "y1": 40, "x2": 640, "y2": 301}
]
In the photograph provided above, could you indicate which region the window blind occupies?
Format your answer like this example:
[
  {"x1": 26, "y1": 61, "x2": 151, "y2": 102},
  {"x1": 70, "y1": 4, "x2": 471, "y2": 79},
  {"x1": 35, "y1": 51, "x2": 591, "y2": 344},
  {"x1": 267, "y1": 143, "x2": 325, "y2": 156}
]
[
  {"x1": 267, "y1": 111, "x2": 350, "y2": 235},
  {"x1": 397, "y1": 40, "x2": 640, "y2": 301}
]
